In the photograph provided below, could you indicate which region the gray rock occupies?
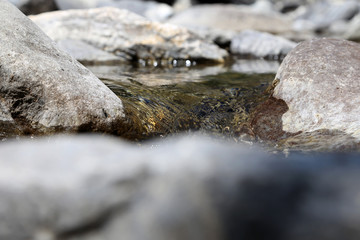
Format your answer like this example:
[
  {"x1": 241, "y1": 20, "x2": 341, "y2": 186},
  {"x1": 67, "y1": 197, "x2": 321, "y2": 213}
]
[
  {"x1": 54, "y1": 0, "x2": 98, "y2": 9},
  {"x1": 230, "y1": 30, "x2": 297, "y2": 60},
  {"x1": 8, "y1": 0, "x2": 57, "y2": 15},
  {"x1": 55, "y1": 0, "x2": 174, "y2": 22},
  {"x1": 251, "y1": 38, "x2": 360, "y2": 149},
  {"x1": 344, "y1": 14, "x2": 360, "y2": 40},
  {"x1": 1, "y1": 134, "x2": 360, "y2": 239},
  {"x1": 0, "y1": 0, "x2": 130, "y2": 136},
  {"x1": 273, "y1": 38, "x2": 360, "y2": 140},
  {"x1": 167, "y1": 4, "x2": 292, "y2": 45},
  {"x1": 293, "y1": 0, "x2": 360, "y2": 32},
  {"x1": 96, "y1": 0, "x2": 174, "y2": 22},
  {"x1": 30, "y1": 7, "x2": 228, "y2": 64},
  {"x1": 56, "y1": 39, "x2": 129, "y2": 65}
]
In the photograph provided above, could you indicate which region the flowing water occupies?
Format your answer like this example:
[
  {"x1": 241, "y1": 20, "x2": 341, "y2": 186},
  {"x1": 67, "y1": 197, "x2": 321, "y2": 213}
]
[{"x1": 87, "y1": 58, "x2": 277, "y2": 142}]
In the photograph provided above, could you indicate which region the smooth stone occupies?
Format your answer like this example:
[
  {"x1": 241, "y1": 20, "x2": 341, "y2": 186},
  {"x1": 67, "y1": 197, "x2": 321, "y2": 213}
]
[
  {"x1": 8, "y1": 0, "x2": 57, "y2": 14},
  {"x1": 167, "y1": 4, "x2": 292, "y2": 45},
  {"x1": 230, "y1": 30, "x2": 297, "y2": 60},
  {"x1": 1, "y1": 134, "x2": 360, "y2": 239},
  {"x1": 30, "y1": 7, "x2": 228, "y2": 64},
  {"x1": 56, "y1": 39, "x2": 129, "y2": 65},
  {"x1": 251, "y1": 38, "x2": 360, "y2": 148},
  {"x1": 0, "y1": 0, "x2": 129, "y2": 136}
]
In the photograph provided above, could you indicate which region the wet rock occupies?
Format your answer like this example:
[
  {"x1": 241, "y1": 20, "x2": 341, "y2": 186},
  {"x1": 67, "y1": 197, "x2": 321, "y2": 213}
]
[
  {"x1": 1, "y1": 134, "x2": 360, "y2": 239},
  {"x1": 230, "y1": 30, "x2": 297, "y2": 60},
  {"x1": 167, "y1": 4, "x2": 292, "y2": 45},
  {"x1": 8, "y1": 0, "x2": 57, "y2": 15},
  {"x1": 30, "y1": 7, "x2": 228, "y2": 64},
  {"x1": 0, "y1": 0, "x2": 129, "y2": 136},
  {"x1": 251, "y1": 38, "x2": 360, "y2": 149}
]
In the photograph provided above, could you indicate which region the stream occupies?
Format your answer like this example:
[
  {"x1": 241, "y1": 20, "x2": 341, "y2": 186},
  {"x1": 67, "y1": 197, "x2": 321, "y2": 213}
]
[{"x1": 87, "y1": 57, "x2": 277, "y2": 143}]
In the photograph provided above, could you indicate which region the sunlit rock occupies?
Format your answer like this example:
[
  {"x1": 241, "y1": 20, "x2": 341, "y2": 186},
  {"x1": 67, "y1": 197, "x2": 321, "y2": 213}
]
[{"x1": 30, "y1": 7, "x2": 228, "y2": 64}]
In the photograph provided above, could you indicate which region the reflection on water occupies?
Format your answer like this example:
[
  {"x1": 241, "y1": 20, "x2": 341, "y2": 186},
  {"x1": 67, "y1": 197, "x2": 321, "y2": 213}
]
[{"x1": 89, "y1": 60, "x2": 275, "y2": 140}]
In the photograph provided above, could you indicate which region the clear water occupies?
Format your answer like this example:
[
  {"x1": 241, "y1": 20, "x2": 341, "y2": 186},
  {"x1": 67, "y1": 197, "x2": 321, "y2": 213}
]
[{"x1": 87, "y1": 59, "x2": 276, "y2": 141}]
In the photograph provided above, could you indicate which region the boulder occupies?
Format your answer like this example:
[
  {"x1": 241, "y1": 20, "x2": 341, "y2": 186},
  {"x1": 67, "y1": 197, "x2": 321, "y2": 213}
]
[
  {"x1": 167, "y1": 4, "x2": 292, "y2": 45},
  {"x1": 30, "y1": 7, "x2": 228, "y2": 64},
  {"x1": 0, "y1": 0, "x2": 131, "y2": 137},
  {"x1": 8, "y1": 0, "x2": 57, "y2": 15},
  {"x1": 230, "y1": 30, "x2": 297, "y2": 60},
  {"x1": 251, "y1": 38, "x2": 360, "y2": 147},
  {"x1": 0, "y1": 134, "x2": 360, "y2": 239}
]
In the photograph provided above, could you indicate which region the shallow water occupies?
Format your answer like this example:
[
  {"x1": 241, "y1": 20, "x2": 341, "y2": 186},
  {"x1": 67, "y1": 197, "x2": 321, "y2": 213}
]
[{"x1": 87, "y1": 59, "x2": 276, "y2": 141}]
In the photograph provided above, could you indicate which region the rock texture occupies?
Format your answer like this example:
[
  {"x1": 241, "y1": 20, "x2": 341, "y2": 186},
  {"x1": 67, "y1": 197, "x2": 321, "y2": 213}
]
[
  {"x1": 0, "y1": 134, "x2": 360, "y2": 239},
  {"x1": 251, "y1": 38, "x2": 360, "y2": 147},
  {"x1": 273, "y1": 38, "x2": 360, "y2": 140},
  {"x1": 230, "y1": 30, "x2": 297, "y2": 60},
  {"x1": 30, "y1": 7, "x2": 228, "y2": 64},
  {"x1": 8, "y1": 0, "x2": 58, "y2": 15},
  {"x1": 0, "y1": 0, "x2": 130, "y2": 136}
]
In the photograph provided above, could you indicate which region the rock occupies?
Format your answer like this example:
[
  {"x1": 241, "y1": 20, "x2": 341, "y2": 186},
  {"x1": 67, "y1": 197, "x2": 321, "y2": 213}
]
[
  {"x1": 0, "y1": 0, "x2": 130, "y2": 137},
  {"x1": 54, "y1": 0, "x2": 98, "y2": 9},
  {"x1": 167, "y1": 4, "x2": 292, "y2": 45},
  {"x1": 96, "y1": 0, "x2": 174, "y2": 22},
  {"x1": 293, "y1": 0, "x2": 359, "y2": 32},
  {"x1": 8, "y1": 0, "x2": 57, "y2": 15},
  {"x1": 1, "y1": 134, "x2": 360, "y2": 239},
  {"x1": 230, "y1": 30, "x2": 297, "y2": 60},
  {"x1": 344, "y1": 14, "x2": 360, "y2": 40},
  {"x1": 56, "y1": 39, "x2": 129, "y2": 65},
  {"x1": 55, "y1": 0, "x2": 174, "y2": 22},
  {"x1": 251, "y1": 38, "x2": 360, "y2": 148},
  {"x1": 30, "y1": 7, "x2": 228, "y2": 64}
]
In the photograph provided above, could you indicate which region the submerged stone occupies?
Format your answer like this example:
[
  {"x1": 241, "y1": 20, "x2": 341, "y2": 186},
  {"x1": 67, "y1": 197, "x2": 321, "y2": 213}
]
[{"x1": 30, "y1": 7, "x2": 228, "y2": 64}]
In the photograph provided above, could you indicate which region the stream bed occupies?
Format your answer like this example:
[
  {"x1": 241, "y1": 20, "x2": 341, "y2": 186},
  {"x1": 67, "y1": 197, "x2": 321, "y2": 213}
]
[{"x1": 87, "y1": 58, "x2": 277, "y2": 142}]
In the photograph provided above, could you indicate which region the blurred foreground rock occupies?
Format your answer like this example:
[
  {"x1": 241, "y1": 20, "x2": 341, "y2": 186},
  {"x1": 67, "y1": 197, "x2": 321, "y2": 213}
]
[
  {"x1": 250, "y1": 38, "x2": 360, "y2": 150},
  {"x1": 30, "y1": 7, "x2": 228, "y2": 65},
  {"x1": 1, "y1": 134, "x2": 360, "y2": 239},
  {"x1": 0, "y1": 0, "x2": 132, "y2": 138}
]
